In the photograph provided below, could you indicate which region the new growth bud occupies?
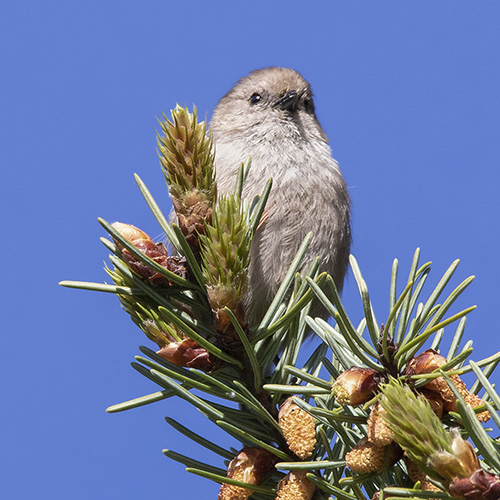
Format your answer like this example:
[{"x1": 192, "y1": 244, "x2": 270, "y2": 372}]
[
  {"x1": 332, "y1": 367, "x2": 380, "y2": 406},
  {"x1": 448, "y1": 469, "x2": 500, "y2": 500},
  {"x1": 217, "y1": 447, "x2": 277, "y2": 500},
  {"x1": 404, "y1": 349, "x2": 490, "y2": 423},
  {"x1": 380, "y1": 379, "x2": 499, "y2": 499},
  {"x1": 200, "y1": 194, "x2": 253, "y2": 346},
  {"x1": 380, "y1": 379, "x2": 453, "y2": 476},
  {"x1": 157, "y1": 338, "x2": 213, "y2": 371},
  {"x1": 158, "y1": 105, "x2": 217, "y2": 255},
  {"x1": 111, "y1": 222, "x2": 189, "y2": 284}
]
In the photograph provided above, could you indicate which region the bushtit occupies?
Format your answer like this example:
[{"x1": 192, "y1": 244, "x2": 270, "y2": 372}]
[{"x1": 210, "y1": 67, "x2": 351, "y2": 327}]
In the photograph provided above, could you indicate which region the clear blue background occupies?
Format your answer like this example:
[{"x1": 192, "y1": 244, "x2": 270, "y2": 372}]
[{"x1": 2, "y1": 2, "x2": 499, "y2": 498}]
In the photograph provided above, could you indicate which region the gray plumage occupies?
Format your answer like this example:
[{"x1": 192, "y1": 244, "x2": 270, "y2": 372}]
[{"x1": 210, "y1": 67, "x2": 351, "y2": 327}]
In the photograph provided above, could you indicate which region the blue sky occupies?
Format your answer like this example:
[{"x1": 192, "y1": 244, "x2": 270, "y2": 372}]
[{"x1": 2, "y1": 2, "x2": 499, "y2": 499}]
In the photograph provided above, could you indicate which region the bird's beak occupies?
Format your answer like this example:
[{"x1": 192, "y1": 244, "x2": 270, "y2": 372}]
[{"x1": 274, "y1": 90, "x2": 300, "y2": 112}]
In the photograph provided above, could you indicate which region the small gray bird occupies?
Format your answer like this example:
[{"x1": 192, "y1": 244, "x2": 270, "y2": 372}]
[{"x1": 210, "y1": 67, "x2": 351, "y2": 327}]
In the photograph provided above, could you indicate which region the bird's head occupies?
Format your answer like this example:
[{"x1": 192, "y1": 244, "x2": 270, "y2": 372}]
[{"x1": 211, "y1": 67, "x2": 327, "y2": 143}]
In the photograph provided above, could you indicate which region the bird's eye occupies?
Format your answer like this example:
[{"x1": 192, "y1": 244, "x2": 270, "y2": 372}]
[
  {"x1": 249, "y1": 93, "x2": 262, "y2": 105},
  {"x1": 304, "y1": 98, "x2": 315, "y2": 114}
]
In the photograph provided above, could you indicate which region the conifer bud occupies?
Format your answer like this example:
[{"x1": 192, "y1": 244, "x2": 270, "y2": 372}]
[
  {"x1": 157, "y1": 105, "x2": 216, "y2": 255},
  {"x1": 380, "y1": 380, "x2": 453, "y2": 476},
  {"x1": 332, "y1": 367, "x2": 380, "y2": 406},
  {"x1": 111, "y1": 222, "x2": 189, "y2": 284},
  {"x1": 379, "y1": 379, "x2": 494, "y2": 497},
  {"x1": 217, "y1": 448, "x2": 277, "y2": 500},
  {"x1": 276, "y1": 471, "x2": 315, "y2": 500},
  {"x1": 404, "y1": 350, "x2": 489, "y2": 422},
  {"x1": 200, "y1": 194, "x2": 252, "y2": 345},
  {"x1": 404, "y1": 349, "x2": 447, "y2": 381},
  {"x1": 448, "y1": 469, "x2": 500, "y2": 500},
  {"x1": 156, "y1": 338, "x2": 213, "y2": 371},
  {"x1": 405, "y1": 349, "x2": 457, "y2": 411},
  {"x1": 278, "y1": 397, "x2": 316, "y2": 459}
]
